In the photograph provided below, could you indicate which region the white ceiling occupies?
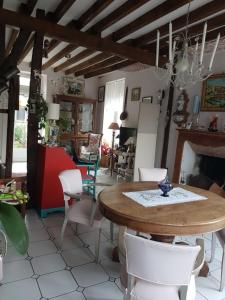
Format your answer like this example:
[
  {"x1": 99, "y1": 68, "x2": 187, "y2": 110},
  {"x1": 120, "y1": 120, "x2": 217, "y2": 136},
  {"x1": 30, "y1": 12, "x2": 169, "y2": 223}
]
[{"x1": 3, "y1": 0, "x2": 224, "y2": 72}]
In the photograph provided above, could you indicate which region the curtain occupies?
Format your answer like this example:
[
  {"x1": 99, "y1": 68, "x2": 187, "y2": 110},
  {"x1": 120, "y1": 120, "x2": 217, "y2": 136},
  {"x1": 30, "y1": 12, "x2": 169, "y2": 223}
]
[{"x1": 102, "y1": 78, "x2": 125, "y2": 146}]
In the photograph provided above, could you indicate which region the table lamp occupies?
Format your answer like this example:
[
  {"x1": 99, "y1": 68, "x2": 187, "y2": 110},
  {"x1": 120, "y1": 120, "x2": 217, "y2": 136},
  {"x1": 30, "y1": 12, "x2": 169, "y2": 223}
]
[
  {"x1": 108, "y1": 122, "x2": 120, "y2": 175},
  {"x1": 47, "y1": 103, "x2": 60, "y2": 146},
  {"x1": 124, "y1": 136, "x2": 136, "y2": 153}
]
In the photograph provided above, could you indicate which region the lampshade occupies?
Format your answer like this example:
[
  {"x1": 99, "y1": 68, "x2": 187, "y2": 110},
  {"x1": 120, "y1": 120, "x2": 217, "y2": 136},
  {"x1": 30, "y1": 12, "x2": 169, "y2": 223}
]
[
  {"x1": 47, "y1": 103, "x2": 60, "y2": 120},
  {"x1": 124, "y1": 136, "x2": 136, "y2": 145},
  {"x1": 108, "y1": 122, "x2": 120, "y2": 130}
]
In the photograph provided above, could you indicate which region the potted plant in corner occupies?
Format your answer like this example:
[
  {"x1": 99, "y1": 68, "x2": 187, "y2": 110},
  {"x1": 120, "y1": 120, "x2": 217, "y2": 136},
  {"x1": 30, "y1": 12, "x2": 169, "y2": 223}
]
[{"x1": 0, "y1": 202, "x2": 29, "y2": 280}]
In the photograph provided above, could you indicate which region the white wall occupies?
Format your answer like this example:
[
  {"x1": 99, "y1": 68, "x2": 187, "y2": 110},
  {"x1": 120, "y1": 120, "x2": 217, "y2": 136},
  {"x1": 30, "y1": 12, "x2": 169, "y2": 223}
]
[
  {"x1": 166, "y1": 49, "x2": 225, "y2": 179},
  {"x1": 97, "y1": 66, "x2": 169, "y2": 165}
]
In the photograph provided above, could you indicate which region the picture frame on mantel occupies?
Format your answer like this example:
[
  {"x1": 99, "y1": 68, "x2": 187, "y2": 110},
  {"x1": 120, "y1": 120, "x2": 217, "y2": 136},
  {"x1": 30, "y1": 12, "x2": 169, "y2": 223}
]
[
  {"x1": 201, "y1": 73, "x2": 225, "y2": 111},
  {"x1": 98, "y1": 86, "x2": 105, "y2": 102}
]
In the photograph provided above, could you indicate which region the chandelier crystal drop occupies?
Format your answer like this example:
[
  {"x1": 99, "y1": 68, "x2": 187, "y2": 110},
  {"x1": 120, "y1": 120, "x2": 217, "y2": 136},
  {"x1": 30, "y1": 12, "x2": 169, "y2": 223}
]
[{"x1": 154, "y1": 2, "x2": 220, "y2": 90}]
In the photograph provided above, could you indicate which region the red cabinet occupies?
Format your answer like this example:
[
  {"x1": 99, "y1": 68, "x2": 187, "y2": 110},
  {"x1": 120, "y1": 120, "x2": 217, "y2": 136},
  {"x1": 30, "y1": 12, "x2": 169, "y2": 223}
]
[{"x1": 37, "y1": 145, "x2": 86, "y2": 217}]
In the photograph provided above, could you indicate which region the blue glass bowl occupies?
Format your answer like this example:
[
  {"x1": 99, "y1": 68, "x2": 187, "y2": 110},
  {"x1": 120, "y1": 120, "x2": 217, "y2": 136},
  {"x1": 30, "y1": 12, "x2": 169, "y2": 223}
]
[{"x1": 158, "y1": 180, "x2": 173, "y2": 197}]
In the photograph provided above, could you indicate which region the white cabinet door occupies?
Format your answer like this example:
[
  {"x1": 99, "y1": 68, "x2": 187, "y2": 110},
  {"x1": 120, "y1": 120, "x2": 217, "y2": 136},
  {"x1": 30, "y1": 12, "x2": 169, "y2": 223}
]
[{"x1": 134, "y1": 103, "x2": 160, "y2": 181}]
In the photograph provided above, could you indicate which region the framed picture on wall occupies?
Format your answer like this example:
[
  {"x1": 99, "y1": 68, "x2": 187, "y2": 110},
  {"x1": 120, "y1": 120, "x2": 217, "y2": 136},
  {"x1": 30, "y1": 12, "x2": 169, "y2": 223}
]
[
  {"x1": 142, "y1": 96, "x2": 153, "y2": 103},
  {"x1": 201, "y1": 73, "x2": 225, "y2": 111},
  {"x1": 131, "y1": 87, "x2": 141, "y2": 101},
  {"x1": 98, "y1": 86, "x2": 105, "y2": 102},
  {"x1": 63, "y1": 77, "x2": 85, "y2": 97}
]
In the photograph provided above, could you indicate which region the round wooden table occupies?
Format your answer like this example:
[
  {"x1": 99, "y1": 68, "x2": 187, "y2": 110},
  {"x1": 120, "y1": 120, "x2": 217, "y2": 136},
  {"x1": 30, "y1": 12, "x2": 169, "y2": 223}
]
[{"x1": 98, "y1": 181, "x2": 225, "y2": 241}]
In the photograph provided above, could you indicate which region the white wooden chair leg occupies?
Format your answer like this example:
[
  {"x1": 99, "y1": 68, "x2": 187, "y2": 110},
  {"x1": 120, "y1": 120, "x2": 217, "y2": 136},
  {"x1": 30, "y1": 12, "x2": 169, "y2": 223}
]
[
  {"x1": 60, "y1": 217, "x2": 68, "y2": 248},
  {"x1": 95, "y1": 228, "x2": 101, "y2": 263},
  {"x1": 209, "y1": 232, "x2": 216, "y2": 263},
  {"x1": 110, "y1": 222, "x2": 114, "y2": 242},
  {"x1": 220, "y1": 247, "x2": 225, "y2": 291}
]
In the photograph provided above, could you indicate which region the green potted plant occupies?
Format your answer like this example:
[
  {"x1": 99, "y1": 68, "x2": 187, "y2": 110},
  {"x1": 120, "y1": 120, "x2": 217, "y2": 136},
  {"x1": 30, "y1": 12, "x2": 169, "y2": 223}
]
[{"x1": 0, "y1": 202, "x2": 29, "y2": 261}]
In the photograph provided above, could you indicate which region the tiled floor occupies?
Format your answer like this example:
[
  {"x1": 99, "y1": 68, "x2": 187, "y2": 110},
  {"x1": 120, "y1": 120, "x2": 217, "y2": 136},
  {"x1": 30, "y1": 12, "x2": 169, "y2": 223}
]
[
  {"x1": 0, "y1": 170, "x2": 225, "y2": 299},
  {"x1": 1, "y1": 210, "x2": 225, "y2": 300}
]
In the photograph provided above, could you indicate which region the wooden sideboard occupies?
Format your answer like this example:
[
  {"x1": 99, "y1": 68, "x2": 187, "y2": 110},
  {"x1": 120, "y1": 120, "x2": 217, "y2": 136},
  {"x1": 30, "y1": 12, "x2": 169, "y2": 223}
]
[{"x1": 173, "y1": 129, "x2": 225, "y2": 183}]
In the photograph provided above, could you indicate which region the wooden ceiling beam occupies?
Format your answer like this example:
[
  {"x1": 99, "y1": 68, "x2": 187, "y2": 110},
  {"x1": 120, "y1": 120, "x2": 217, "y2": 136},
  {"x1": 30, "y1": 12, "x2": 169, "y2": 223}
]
[
  {"x1": 45, "y1": 0, "x2": 151, "y2": 70},
  {"x1": 78, "y1": 0, "x2": 225, "y2": 77},
  {"x1": 60, "y1": 0, "x2": 191, "y2": 74},
  {"x1": 153, "y1": 13, "x2": 225, "y2": 55},
  {"x1": 18, "y1": 0, "x2": 77, "y2": 64},
  {"x1": 49, "y1": 0, "x2": 76, "y2": 23},
  {"x1": 110, "y1": 0, "x2": 191, "y2": 42},
  {"x1": 64, "y1": 52, "x2": 110, "y2": 75},
  {"x1": 75, "y1": 56, "x2": 124, "y2": 76},
  {"x1": 53, "y1": 49, "x2": 97, "y2": 72},
  {"x1": 138, "y1": 0, "x2": 225, "y2": 48},
  {"x1": 46, "y1": 0, "x2": 113, "y2": 56},
  {"x1": 84, "y1": 60, "x2": 134, "y2": 78},
  {"x1": 5, "y1": 0, "x2": 37, "y2": 56},
  {"x1": 90, "y1": 0, "x2": 149, "y2": 34},
  {"x1": 0, "y1": 8, "x2": 159, "y2": 66}
]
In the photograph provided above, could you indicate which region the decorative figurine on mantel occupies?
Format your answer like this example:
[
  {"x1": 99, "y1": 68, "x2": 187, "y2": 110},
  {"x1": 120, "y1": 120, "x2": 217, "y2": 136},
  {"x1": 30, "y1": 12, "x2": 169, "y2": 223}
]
[
  {"x1": 208, "y1": 115, "x2": 218, "y2": 132},
  {"x1": 173, "y1": 90, "x2": 190, "y2": 127}
]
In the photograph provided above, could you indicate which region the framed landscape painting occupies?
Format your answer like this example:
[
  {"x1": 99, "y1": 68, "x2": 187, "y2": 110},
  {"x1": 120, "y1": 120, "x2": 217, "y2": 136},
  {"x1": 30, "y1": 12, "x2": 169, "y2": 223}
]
[{"x1": 201, "y1": 73, "x2": 225, "y2": 111}]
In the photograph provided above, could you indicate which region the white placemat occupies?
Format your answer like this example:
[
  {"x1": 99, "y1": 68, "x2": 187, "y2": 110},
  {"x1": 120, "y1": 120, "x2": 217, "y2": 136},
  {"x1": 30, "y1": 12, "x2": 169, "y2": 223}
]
[{"x1": 123, "y1": 187, "x2": 207, "y2": 207}]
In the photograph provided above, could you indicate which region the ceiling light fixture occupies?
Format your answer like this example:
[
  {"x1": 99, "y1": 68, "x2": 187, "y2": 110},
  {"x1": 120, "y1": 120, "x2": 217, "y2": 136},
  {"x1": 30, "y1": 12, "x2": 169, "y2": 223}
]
[{"x1": 155, "y1": 1, "x2": 220, "y2": 90}]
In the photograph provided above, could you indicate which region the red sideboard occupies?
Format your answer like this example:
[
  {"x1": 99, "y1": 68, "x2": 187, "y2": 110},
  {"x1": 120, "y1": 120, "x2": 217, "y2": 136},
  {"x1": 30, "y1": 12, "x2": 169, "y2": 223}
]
[{"x1": 36, "y1": 145, "x2": 86, "y2": 217}]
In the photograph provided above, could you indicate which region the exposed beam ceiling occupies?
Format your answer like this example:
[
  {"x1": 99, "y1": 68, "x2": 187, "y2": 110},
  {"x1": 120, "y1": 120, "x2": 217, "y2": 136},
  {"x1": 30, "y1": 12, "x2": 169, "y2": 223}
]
[
  {"x1": 47, "y1": 0, "x2": 114, "y2": 54},
  {"x1": 0, "y1": 8, "x2": 162, "y2": 66},
  {"x1": 84, "y1": 60, "x2": 134, "y2": 78},
  {"x1": 60, "y1": 0, "x2": 191, "y2": 74},
  {"x1": 78, "y1": 0, "x2": 225, "y2": 78},
  {"x1": 43, "y1": 0, "x2": 148, "y2": 70},
  {"x1": 18, "y1": 0, "x2": 77, "y2": 64},
  {"x1": 5, "y1": 0, "x2": 38, "y2": 56}
]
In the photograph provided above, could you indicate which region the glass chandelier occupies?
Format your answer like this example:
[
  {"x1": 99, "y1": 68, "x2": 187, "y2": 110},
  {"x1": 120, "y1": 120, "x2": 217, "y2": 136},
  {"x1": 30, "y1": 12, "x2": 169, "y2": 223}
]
[{"x1": 155, "y1": 1, "x2": 220, "y2": 90}]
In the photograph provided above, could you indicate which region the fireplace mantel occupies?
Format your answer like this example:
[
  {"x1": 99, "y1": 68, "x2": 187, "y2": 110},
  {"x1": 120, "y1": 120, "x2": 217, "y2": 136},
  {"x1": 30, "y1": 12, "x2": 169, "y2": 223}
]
[{"x1": 173, "y1": 129, "x2": 225, "y2": 183}]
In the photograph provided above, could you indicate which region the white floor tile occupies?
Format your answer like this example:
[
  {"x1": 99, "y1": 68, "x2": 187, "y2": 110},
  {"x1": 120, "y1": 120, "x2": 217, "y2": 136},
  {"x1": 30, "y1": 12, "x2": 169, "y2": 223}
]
[
  {"x1": 2, "y1": 260, "x2": 33, "y2": 283},
  {"x1": 78, "y1": 231, "x2": 107, "y2": 246},
  {"x1": 0, "y1": 278, "x2": 41, "y2": 300},
  {"x1": 48, "y1": 225, "x2": 74, "y2": 238},
  {"x1": 38, "y1": 270, "x2": 77, "y2": 298},
  {"x1": 28, "y1": 240, "x2": 57, "y2": 257},
  {"x1": 196, "y1": 275, "x2": 225, "y2": 300},
  {"x1": 196, "y1": 291, "x2": 208, "y2": 300},
  {"x1": 101, "y1": 259, "x2": 120, "y2": 278},
  {"x1": 54, "y1": 235, "x2": 83, "y2": 250},
  {"x1": 84, "y1": 281, "x2": 123, "y2": 300},
  {"x1": 31, "y1": 253, "x2": 66, "y2": 275},
  {"x1": 71, "y1": 263, "x2": 108, "y2": 287},
  {"x1": 4, "y1": 246, "x2": 27, "y2": 263},
  {"x1": 42, "y1": 214, "x2": 64, "y2": 228},
  {"x1": 26, "y1": 218, "x2": 44, "y2": 231},
  {"x1": 29, "y1": 228, "x2": 50, "y2": 242},
  {"x1": 62, "y1": 247, "x2": 94, "y2": 267},
  {"x1": 89, "y1": 241, "x2": 115, "y2": 261},
  {"x1": 74, "y1": 223, "x2": 95, "y2": 234},
  {"x1": 51, "y1": 291, "x2": 86, "y2": 300}
]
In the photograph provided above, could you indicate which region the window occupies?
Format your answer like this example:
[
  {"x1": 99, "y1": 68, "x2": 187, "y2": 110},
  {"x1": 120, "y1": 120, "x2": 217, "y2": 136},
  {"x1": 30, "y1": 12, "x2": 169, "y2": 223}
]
[{"x1": 102, "y1": 78, "x2": 125, "y2": 145}]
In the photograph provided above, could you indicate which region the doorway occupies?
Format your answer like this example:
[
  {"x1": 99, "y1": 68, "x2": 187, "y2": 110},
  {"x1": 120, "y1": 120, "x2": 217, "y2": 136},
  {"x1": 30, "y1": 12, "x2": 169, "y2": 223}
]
[{"x1": 12, "y1": 75, "x2": 30, "y2": 176}]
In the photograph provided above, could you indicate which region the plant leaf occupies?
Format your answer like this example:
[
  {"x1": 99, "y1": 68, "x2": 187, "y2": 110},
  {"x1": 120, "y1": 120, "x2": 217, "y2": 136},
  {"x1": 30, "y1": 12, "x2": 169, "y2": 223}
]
[{"x1": 0, "y1": 202, "x2": 29, "y2": 255}]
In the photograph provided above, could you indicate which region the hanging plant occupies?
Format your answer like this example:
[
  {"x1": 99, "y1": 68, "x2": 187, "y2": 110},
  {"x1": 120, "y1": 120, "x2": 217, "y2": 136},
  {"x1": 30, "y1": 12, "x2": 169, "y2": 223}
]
[{"x1": 26, "y1": 94, "x2": 48, "y2": 129}]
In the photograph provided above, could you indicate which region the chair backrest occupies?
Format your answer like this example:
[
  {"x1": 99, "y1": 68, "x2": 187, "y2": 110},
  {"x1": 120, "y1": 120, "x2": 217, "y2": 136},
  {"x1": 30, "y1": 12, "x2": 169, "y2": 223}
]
[
  {"x1": 124, "y1": 233, "x2": 200, "y2": 286},
  {"x1": 138, "y1": 168, "x2": 167, "y2": 182},
  {"x1": 88, "y1": 133, "x2": 103, "y2": 152},
  {"x1": 59, "y1": 169, "x2": 83, "y2": 200}
]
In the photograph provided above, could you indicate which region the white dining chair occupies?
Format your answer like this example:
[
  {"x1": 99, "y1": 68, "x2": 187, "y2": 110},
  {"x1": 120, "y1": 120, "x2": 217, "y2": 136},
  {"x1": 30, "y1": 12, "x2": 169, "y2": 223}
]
[
  {"x1": 124, "y1": 232, "x2": 202, "y2": 300},
  {"x1": 209, "y1": 230, "x2": 225, "y2": 291},
  {"x1": 59, "y1": 169, "x2": 103, "y2": 262},
  {"x1": 138, "y1": 167, "x2": 167, "y2": 182},
  {"x1": 0, "y1": 229, "x2": 7, "y2": 281}
]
